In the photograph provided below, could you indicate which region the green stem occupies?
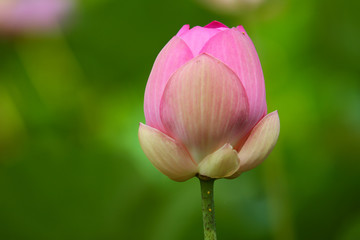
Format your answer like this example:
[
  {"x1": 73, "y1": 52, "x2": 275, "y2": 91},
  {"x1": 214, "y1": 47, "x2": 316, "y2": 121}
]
[{"x1": 199, "y1": 177, "x2": 217, "y2": 240}]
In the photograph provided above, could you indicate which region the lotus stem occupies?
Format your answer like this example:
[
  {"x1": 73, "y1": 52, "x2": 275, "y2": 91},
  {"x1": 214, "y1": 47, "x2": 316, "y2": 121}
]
[{"x1": 199, "y1": 177, "x2": 217, "y2": 240}]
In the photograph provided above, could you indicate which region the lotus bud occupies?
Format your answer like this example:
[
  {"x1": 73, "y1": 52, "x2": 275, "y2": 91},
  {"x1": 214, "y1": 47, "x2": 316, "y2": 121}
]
[{"x1": 139, "y1": 21, "x2": 280, "y2": 181}]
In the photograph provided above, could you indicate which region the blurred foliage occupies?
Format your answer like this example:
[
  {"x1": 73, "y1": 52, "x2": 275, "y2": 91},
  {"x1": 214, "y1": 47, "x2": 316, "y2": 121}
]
[{"x1": 0, "y1": 0, "x2": 360, "y2": 239}]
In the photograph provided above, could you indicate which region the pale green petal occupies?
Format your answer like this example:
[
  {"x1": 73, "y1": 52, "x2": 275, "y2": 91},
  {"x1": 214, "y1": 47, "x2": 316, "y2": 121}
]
[{"x1": 198, "y1": 144, "x2": 240, "y2": 178}]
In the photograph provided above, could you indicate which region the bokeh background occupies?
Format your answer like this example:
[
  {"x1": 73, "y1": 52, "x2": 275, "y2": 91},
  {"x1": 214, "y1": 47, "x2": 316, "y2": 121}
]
[{"x1": 1, "y1": 0, "x2": 360, "y2": 239}]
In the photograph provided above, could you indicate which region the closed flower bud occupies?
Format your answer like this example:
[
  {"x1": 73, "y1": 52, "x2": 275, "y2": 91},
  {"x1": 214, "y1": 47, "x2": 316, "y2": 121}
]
[{"x1": 139, "y1": 21, "x2": 280, "y2": 181}]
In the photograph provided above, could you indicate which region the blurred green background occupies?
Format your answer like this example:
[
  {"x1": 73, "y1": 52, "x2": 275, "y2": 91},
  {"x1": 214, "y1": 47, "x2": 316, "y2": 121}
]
[{"x1": 1, "y1": 0, "x2": 360, "y2": 239}]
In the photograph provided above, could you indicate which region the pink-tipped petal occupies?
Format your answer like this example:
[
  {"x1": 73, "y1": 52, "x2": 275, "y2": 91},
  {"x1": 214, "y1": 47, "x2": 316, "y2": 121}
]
[
  {"x1": 138, "y1": 123, "x2": 198, "y2": 182},
  {"x1": 230, "y1": 111, "x2": 280, "y2": 178},
  {"x1": 179, "y1": 26, "x2": 222, "y2": 55},
  {"x1": 160, "y1": 54, "x2": 249, "y2": 162},
  {"x1": 200, "y1": 28, "x2": 267, "y2": 128},
  {"x1": 236, "y1": 25, "x2": 247, "y2": 34},
  {"x1": 198, "y1": 144, "x2": 240, "y2": 178},
  {"x1": 176, "y1": 24, "x2": 190, "y2": 36},
  {"x1": 204, "y1": 21, "x2": 229, "y2": 29},
  {"x1": 144, "y1": 36, "x2": 193, "y2": 133}
]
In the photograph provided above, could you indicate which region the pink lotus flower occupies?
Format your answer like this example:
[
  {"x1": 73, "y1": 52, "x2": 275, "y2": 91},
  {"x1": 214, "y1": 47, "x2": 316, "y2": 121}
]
[
  {"x1": 139, "y1": 21, "x2": 280, "y2": 181},
  {"x1": 0, "y1": 0, "x2": 72, "y2": 34}
]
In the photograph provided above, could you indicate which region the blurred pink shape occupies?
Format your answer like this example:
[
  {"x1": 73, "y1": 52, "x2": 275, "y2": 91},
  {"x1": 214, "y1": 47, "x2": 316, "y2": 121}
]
[
  {"x1": 0, "y1": 0, "x2": 72, "y2": 34},
  {"x1": 197, "y1": 0, "x2": 264, "y2": 14}
]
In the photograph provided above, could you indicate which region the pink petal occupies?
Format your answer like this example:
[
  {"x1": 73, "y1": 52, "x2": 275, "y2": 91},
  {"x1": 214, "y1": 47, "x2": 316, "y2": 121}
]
[
  {"x1": 144, "y1": 36, "x2": 193, "y2": 133},
  {"x1": 229, "y1": 111, "x2": 280, "y2": 178},
  {"x1": 160, "y1": 54, "x2": 249, "y2": 162},
  {"x1": 200, "y1": 28, "x2": 267, "y2": 129},
  {"x1": 176, "y1": 24, "x2": 190, "y2": 36},
  {"x1": 138, "y1": 123, "x2": 198, "y2": 182},
  {"x1": 236, "y1": 25, "x2": 246, "y2": 34},
  {"x1": 179, "y1": 26, "x2": 222, "y2": 56},
  {"x1": 198, "y1": 143, "x2": 240, "y2": 178},
  {"x1": 204, "y1": 21, "x2": 229, "y2": 29}
]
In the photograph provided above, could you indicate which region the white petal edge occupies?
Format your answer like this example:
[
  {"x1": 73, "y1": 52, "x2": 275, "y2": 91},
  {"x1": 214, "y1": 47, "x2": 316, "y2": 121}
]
[
  {"x1": 198, "y1": 143, "x2": 240, "y2": 179},
  {"x1": 138, "y1": 123, "x2": 198, "y2": 182},
  {"x1": 229, "y1": 111, "x2": 280, "y2": 178}
]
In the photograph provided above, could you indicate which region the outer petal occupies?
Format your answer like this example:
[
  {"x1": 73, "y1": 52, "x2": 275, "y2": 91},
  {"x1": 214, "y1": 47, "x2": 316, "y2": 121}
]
[
  {"x1": 200, "y1": 28, "x2": 267, "y2": 129},
  {"x1": 144, "y1": 36, "x2": 193, "y2": 133},
  {"x1": 229, "y1": 111, "x2": 280, "y2": 178},
  {"x1": 160, "y1": 54, "x2": 249, "y2": 162},
  {"x1": 179, "y1": 26, "x2": 222, "y2": 55},
  {"x1": 138, "y1": 123, "x2": 198, "y2": 182},
  {"x1": 198, "y1": 144, "x2": 240, "y2": 178}
]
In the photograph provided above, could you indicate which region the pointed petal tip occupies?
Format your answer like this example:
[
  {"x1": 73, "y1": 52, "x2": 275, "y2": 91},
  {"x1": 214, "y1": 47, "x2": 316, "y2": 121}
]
[
  {"x1": 138, "y1": 122, "x2": 145, "y2": 133},
  {"x1": 267, "y1": 110, "x2": 280, "y2": 125},
  {"x1": 195, "y1": 52, "x2": 216, "y2": 61},
  {"x1": 222, "y1": 143, "x2": 234, "y2": 150},
  {"x1": 205, "y1": 21, "x2": 229, "y2": 29},
  {"x1": 177, "y1": 24, "x2": 190, "y2": 36},
  {"x1": 236, "y1": 25, "x2": 247, "y2": 35}
]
